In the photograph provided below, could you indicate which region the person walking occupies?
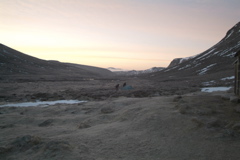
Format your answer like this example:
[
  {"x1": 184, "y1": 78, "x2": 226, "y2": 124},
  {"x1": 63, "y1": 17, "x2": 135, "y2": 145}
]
[{"x1": 115, "y1": 84, "x2": 120, "y2": 91}]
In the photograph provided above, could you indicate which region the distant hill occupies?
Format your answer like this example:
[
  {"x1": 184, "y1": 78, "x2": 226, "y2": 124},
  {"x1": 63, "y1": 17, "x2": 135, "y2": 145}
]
[
  {"x1": 154, "y1": 21, "x2": 240, "y2": 83},
  {"x1": 0, "y1": 44, "x2": 114, "y2": 81},
  {"x1": 109, "y1": 67, "x2": 165, "y2": 76}
]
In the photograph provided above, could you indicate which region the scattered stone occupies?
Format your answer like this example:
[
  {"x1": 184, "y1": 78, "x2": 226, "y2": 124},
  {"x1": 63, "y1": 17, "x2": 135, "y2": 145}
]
[
  {"x1": 101, "y1": 106, "x2": 114, "y2": 114},
  {"x1": 234, "y1": 106, "x2": 240, "y2": 113},
  {"x1": 175, "y1": 103, "x2": 189, "y2": 114},
  {"x1": 0, "y1": 146, "x2": 11, "y2": 154},
  {"x1": 221, "y1": 94, "x2": 231, "y2": 101},
  {"x1": 32, "y1": 93, "x2": 50, "y2": 101},
  {"x1": 173, "y1": 95, "x2": 182, "y2": 102},
  {"x1": 44, "y1": 140, "x2": 72, "y2": 152},
  {"x1": 232, "y1": 123, "x2": 240, "y2": 131},
  {"x1": 191, "y1": 117, "x2": 204, "y2": 127},
  {"x1": 38, "y1": 119, "x2": 54, "y2": 127},
  {"x1": 152, "y1": 92, "x2": 160, "y2": 97},
  {"x1": 10, "y1": 135, "x2": 42, "y2": 151},
  {"x1": 225, "y1": 122, "x2": 235, "y2": 128},
  {"x1": 0, "y1": 124, "x2": 14, "y2": 129},
  {"x1": 219, "y1": 128, "x2": 238, "y2": 138},
  {"x1": 196, "y1": 108, "x2": 215, "y2": 116},
  {"x1": 206, "y1": 119, "x2": 225, "y2": 129},
  {"x1": 230, "y1": 96, "x2": 239, "y2": 103},
  {"x1": 78, "y1": 122, "x2": 91, "y2": 129},
  {"x1": 78, "y1": 144, "x2": 90, "y2": 154}
]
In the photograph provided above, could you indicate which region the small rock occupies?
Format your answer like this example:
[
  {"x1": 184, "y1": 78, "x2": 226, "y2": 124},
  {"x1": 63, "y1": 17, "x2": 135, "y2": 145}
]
[
  {"x1": 38, "y1": 119, "x2": 53, "y2": 127},
  {"x1": 101, "y1": 107, "x2": 114, "y2": 114},
  {"x1": 153, "y1": 92, "x2": 160, "y2": 97},
  {"x1": 173, "y1": 95, "x2": 182, "y2": 102},
  {"x1": 232, "y1": 123, "x2": 240, "y2": 131},
  {"x1": 221, "y1": 95, "x2": 231, "y2": 100},
  {"x1": 0, "y1": 124, "x2": 14, "y2": 129},
  {"x1": 43, "y1": 140, "x2": 72, "y2": 155},
  {"x1": 10, "y1": 135, "x2": 41, "y2": 151},
  {"x1": 191, "y1": 117, "x2": 204, "y2": 127},
  {"x1": 78, "y1": 123, "x2": 91, "y2": 129},
  {"x1": 0, "y1": 146, "x2": 11, "y2": 154},
  {"x1": 206, "y1": 119, "x2": 225, "y2": 128},
  {"x1": 234, "y1": 106, "x2": 240, "y2": 113},
  {"x1": 230, "y1": 96, "x2": 239, "y2": 103}
]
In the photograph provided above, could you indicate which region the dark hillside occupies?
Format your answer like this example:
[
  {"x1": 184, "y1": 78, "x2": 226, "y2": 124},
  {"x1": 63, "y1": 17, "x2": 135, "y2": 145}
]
[
  {"x1": 151, "y1": 22, "x2": 240, "y2": 84},
  {"x1": 0, "y1": 44, "x2": 114, "y2": 81}
]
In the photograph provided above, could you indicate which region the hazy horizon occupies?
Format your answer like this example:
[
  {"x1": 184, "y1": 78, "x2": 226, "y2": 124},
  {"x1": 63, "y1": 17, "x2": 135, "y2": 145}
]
[{"x1": 1, "y1": 0, "x2": 239, "y2": 70}]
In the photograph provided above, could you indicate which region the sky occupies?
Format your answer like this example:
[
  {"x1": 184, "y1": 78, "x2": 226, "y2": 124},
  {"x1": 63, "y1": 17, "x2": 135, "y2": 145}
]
[{"x1": 0, "y1": 0, "x2": 239, "y2": 70}]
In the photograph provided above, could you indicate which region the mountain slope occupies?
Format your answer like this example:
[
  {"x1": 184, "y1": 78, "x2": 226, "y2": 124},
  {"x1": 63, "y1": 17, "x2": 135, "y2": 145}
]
[
  {"x1": 0, "y1": 44, "x2": 114, "y2": 81},
  {"x1": 158, "y1": 22, "x2": 240, "y2": 79}
]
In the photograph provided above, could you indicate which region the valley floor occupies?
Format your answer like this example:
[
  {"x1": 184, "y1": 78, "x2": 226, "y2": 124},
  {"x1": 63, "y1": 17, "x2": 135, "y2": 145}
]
[{"x1": 1, "y1": 91, "x2": 240, "y2": 160}]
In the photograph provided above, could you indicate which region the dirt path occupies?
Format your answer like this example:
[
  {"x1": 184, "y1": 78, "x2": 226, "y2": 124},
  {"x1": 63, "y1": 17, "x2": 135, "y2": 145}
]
[{"x1": 1, "y1": 93, "x2": 240, "y2": 160}]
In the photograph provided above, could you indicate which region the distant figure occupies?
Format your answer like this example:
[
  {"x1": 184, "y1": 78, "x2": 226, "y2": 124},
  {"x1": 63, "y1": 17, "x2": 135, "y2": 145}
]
[
  {"x1": 115, "y1": 84, "x2": 120, "y2": 91},
  {"x1": 123, "y1": 82, "x2": 126, "y2": 87}
]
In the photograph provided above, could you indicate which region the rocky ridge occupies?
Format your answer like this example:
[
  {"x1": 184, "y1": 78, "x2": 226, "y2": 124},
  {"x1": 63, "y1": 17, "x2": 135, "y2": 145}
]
[{"x1": 160, "y1": 22, "x2": 240, "y2": 79}]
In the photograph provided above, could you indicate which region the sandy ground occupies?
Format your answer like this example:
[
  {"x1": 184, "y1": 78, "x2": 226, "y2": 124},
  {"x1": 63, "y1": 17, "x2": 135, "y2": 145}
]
[{"x1": 1, "y1": 90, "x2": 240, "y2": 160}]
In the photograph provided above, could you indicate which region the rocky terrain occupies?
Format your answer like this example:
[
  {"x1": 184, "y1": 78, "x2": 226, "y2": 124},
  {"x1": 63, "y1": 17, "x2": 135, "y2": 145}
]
[{"x1": 1, "y1": 90, "x2": 240, "y2": 160}]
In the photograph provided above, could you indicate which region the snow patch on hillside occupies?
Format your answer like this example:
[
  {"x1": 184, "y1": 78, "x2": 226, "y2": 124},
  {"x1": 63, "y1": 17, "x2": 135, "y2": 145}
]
[
  {"x1": 226, "y1": 30, "x2": 234, "y2": 39},
  {"x1": 3, "y1": 49, "x2": 10, "y2": 54},
  {"x1": 197, "y1": 63, "x2": 216, "y2": 75},
  {"x1": 202, "y1": 80, "x2": 216, "y2": 86},
  {"x1": 179, "y1": 55, "x2": 197, "y2": 63},
  {"x1": 221, "y1": 76, "x2": 234, "y2": 80},
  {"x1": 164, "y1": 66, "x2": 178, "y2": 72},
  {"x1": 196, "y1": 48, "x2": 216, "y2": 61},
  {"x1": 178, "y1": 64, "x2": 191, "y2": 70}
]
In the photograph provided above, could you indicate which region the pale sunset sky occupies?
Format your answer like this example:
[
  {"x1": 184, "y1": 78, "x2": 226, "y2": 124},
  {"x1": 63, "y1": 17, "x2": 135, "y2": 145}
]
[{"x1": 0, "y1": 0, "x2": 239, "y2": 70}]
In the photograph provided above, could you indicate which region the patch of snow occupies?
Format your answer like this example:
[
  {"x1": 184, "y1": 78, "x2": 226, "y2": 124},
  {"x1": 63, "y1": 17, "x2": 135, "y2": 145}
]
[
  {"x1": 202, "y1": 80, "x2": 215, "y2": 86},
  {"x1": 201, "y1": 87, "x2": 232, "y2": 92},
  {"x1": 179, "y1": 54, "x2": 198, "y2": 64},
  {"x1": 221, "y1": 44, "x2": 240, "y2": 57},
  {"x1": 178, "y1": 64, "x2": 191, "y2": 70},
  {"x1": 0, "y1": 100, "x2": 87, "y2": 107},
  {"x1": 221, "y1": 76, "x2": 234, "y2": 81},
  {"x1": 107, "y1": 67, "x2": 129, "y2": 72},
  {"x1": 198, "y1": 63, "x2": 216, "y2": 75},
  {"x1": 196, "y1": 48, "x2": 216, "y2": 61},
  {"x1": 193, "y1": 63, "x2": 201, "y2": 68},
  {"x1": 226, "y1": 52, "x2": 237, "y2": 57},
  {"x1": 3, "y1": 49, "x2": 10, "y2": 54},
  {"x1": 164, "y1": 66, "x2": 178, "y2": 72},
  {"x1": 226, "y1": 30, "x2": 234, "y2": 39},
  {"x1": 212, "y1": 51, "x2": 220, "y2": 56}
]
